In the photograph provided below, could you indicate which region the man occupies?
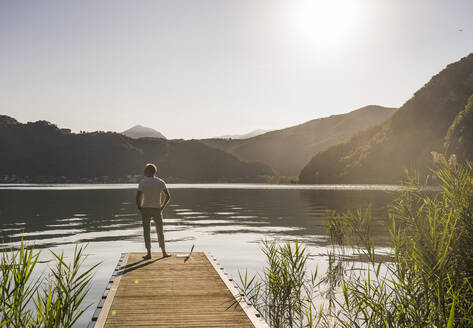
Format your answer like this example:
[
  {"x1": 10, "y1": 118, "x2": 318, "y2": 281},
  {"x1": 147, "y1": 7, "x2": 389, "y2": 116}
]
[{"x1": 136, "y1": 163, "x2": 171, "y2": 260}]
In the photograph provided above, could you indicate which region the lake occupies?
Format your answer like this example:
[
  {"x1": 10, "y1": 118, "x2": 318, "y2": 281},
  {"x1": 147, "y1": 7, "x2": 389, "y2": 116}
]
[{"x1": 0, "y1": 183, "x2": 399, "y2": 327}]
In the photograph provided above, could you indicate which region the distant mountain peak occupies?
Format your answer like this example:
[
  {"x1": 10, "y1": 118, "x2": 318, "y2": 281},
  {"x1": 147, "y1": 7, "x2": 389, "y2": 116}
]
[{"x1": 122, "y1": 125, "x2": 166, "y2": 140}]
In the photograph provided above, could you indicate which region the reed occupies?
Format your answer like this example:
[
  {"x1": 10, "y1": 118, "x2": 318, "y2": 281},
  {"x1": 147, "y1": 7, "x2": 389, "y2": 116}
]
[
  {"x1": 238, "y1": 240, "x2": 323, "y2": 327},
  {"x1": 0, "y1": 241, "x2": 99, "y2": 328},
  {"x1": 324, "y1": 160, "x2": 473, "y2": 327},
  {"x1": 240, "y1": 160, "x2": 473, "y2": 327}
]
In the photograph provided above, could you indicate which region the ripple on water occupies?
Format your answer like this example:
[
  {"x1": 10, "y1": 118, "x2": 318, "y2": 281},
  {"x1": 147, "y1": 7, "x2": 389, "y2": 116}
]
[
  {"x1": 175, "y1": 211, "x2": 206, "y2": 216},
  {"x1": 46, "y1": 223, "x2": 82, "y2": 228},
  {"x1": 163, "y1": 224, "x2": 184, "y2": 230},
  {"x1": 57, "y1": 217, "x2": 84, "y2": 222},
  {"x1": 181, "y1": 215, "x2": 209, "y2": 219},
  {"x1": 113, "y1": 213, "x2": 136, "y2": 218},
  {"x1": 12, "y1": 229, "x2": 83, "y2": 238},
  {"x1": 228, "y1": 206, "x2": 244, "y2": 210},
  {"x1": 77, "y1": 229, "x2": 141, "y2": 240},
  {"x1": 99, "y1": 223, "x2": 139, "y2": 229},
  {"x1": 166, "y1": 236, "x2": 196, "y2": 243},
  {"x1": 236, "y1": 220, "x2": 267, "y2": 225},
  {"x1": 0, "y1": 227, "x2": 24, "y2": 232},
  {"x1": 1, "y1": 222, "x2": 26, "y2": 226},
  {"x1": 185, "y1": 219, "x2": 233, "y2": 225},
  {"x1": 163, "y1": 218, "x2": 183, "y2": 223},
  {"x1": 228, "y1": 215, "x2": 258, "y2": 219},
  {"x1": 108, "y1": 218, "x2": 137, "y2": 223},
  {"x1": 210, "y1": 225, "x2": 304, "y2": 234}
]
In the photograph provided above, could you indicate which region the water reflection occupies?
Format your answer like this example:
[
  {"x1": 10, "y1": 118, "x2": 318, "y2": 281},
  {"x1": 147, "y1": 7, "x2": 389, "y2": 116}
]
[
  {"x1": 0, "y1": 185, "x2": 398, "y2": 327},
  {"x1": 0, "y1": 187, "x2": 396, "y2": 250}
]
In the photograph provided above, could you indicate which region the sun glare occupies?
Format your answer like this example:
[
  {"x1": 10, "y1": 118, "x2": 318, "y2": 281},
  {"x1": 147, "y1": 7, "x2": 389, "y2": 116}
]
[{"x1": 290, "y1": 0, "x2": 362, "y2": 50}]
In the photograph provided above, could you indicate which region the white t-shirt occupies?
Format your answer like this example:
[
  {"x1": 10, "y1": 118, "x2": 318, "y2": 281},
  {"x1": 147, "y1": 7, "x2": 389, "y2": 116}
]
[{"x1": 138, "y1": 177, "x2": 167, "y2": 208}]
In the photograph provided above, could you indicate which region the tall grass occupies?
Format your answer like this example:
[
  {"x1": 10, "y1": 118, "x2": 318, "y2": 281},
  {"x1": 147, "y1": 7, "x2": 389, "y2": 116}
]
[
  {"x1": 0, "y1": 241, "x2": 99, "y2": 328},
  {"x1": 325, "y1": 160, "x2": 473, "y2": 327},
  {"x1": 239, "y1": 160, "x2": 473, "y2": 327},
  {"x1": 238, "y1": 240, "x2": 322, "y2": 327}
]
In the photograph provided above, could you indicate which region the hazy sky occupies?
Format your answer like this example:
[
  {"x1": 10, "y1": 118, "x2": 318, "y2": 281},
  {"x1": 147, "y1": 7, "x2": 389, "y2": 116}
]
[{"x1": 1, "y1": 0, "x2": 472, "y2": 139}]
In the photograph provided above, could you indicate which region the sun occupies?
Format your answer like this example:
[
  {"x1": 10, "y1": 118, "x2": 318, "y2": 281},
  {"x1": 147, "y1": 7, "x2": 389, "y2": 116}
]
[{"x1": 290, "y1": 0, "x2": 362, "y2": 50}]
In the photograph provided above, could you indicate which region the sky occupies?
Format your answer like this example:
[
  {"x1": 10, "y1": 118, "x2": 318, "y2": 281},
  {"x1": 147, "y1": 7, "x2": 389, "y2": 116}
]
[{"x1": 1, "y1": 0, "x2": 472, "y2": 139}]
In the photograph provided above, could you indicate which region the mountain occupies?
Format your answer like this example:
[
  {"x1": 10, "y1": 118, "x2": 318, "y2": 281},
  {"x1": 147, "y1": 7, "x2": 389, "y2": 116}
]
[
  {"x1": 300, "y1": 53, "x2": 473, "y2": 184},
  {"x1": 0, "y1": 117, "x2": 273, "y2": 183},
  {"x1": 122, "y1": 125, "x2": 166, "y2": 139},
  {"x1": 219, "y1": 129, "x2": 270, "y2": 139},
  {"x1": 202, "y1": 106, "x2": 396, "y2": 176},
  {"x1": 0, "y1": 115, "x2": 19, "y2": 127}
]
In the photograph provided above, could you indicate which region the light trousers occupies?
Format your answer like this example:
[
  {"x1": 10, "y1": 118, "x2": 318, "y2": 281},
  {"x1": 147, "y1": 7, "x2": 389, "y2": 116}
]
[{"x1": 140, "y1": 208, "x2": 165, "y2": 251}]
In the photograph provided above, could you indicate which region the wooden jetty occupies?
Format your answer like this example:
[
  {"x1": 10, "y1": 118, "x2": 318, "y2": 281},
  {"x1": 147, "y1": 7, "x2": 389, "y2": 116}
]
[{"x1": 90, "y1": 252, "x2": 269, "y2": 328}]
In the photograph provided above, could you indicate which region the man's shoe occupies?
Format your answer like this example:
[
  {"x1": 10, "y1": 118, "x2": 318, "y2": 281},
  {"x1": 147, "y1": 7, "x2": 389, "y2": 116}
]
[{"x1": 142, "y1": 254, "x2": 152, "y2": 260}]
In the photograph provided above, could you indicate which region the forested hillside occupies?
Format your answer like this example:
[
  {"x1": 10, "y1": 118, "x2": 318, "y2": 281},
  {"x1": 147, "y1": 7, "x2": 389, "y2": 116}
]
[
  {"x1": 0, "y1": 116, "x2": 273, "y2": 183},
  {"x1": 203, "y1": 105, "x2": 396, "y2": 176},
  {"x1": 300, "y1": 53, "x2": 473, "y2": 184},
  {"x1": 445, "y1": 94, "x2": 473, "y2": 162}
]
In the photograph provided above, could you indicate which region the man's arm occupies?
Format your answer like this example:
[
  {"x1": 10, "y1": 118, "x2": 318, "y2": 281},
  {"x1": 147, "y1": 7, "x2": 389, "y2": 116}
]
[
  {"x1": 136, "y1": 190, "x2": 143, "y2": 210},
  {"x1": 160, "y1": 188, "x2": 171, "y2": 210}
]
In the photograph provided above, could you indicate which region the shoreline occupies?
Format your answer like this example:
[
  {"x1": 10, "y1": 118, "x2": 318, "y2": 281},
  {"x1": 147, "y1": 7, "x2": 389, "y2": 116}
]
[{"x1": 0, "y1": 182, "x2": 431, "y2": 192}]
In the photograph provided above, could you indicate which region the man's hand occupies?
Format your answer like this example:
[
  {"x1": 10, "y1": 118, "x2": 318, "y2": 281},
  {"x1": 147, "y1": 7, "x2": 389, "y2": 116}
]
[
  {"x1": 136, "y1": 191, "x2": 143, "y2": 211},
  {"x1": 160, "y1": 189, "x2": 171, "y2": 212}
]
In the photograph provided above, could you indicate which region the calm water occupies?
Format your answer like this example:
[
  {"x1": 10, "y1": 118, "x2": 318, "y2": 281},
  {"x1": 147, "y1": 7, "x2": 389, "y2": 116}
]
[{"x1": 0, "y1": 183, "x2": 399, "y2": 327}]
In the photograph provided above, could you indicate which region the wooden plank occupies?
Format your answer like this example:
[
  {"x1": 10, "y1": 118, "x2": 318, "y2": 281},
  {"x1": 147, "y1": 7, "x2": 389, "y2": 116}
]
[{"x1": 92, "y1": 252, "x2": 268, "y2": 328}]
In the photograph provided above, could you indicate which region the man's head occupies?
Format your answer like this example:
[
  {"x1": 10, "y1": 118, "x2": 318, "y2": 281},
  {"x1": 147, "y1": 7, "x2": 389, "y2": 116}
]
[{"x1": 144, "y1": 163, "x2": 157, "y2": 177}]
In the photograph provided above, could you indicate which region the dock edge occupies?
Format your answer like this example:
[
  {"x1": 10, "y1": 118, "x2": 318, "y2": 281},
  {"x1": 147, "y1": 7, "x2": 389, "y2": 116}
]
[
  {"x1": 205, "y1": 252, "x2": 270, "y2": 328},
  {"x1": 88, "y1": 253, "x2": 128, "y2": 328}
]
